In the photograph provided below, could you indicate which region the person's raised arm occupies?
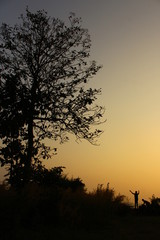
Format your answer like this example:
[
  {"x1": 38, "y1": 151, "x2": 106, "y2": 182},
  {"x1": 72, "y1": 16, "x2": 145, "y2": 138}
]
[{"x1": 129, "y1": 190, "x2": 134, "y2": 195}]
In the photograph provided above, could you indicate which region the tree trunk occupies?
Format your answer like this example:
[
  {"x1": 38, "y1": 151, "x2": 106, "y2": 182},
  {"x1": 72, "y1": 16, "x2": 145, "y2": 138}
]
[
  {"x1": 25, "y1": 81, "x2": 36, "y2": 185},
  {"x1": 25, "y1": 113, "x2": 34, "y2": 185}
]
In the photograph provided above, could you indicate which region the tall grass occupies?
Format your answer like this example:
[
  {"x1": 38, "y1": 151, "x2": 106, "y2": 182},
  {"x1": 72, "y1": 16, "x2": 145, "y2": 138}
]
[{"x1": 0, "y1": 182, "x2": 130, "y2": 232}]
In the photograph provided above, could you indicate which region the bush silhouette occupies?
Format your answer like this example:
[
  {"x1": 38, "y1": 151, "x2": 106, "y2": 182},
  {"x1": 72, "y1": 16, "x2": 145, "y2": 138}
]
[{"x1": 0, "y1": 178, "x2": 131, "y2": 234}]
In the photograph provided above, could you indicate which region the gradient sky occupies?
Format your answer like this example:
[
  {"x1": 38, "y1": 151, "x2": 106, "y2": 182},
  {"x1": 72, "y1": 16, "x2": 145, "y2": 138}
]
[{"x1": 1, "y1": 0, "x2": 160, "y2": 203}]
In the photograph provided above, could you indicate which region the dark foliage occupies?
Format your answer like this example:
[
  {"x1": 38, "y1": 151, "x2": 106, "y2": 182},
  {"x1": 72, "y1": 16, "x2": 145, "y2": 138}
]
[
  {"x1": 139, "y1": 195, "x2": 160, "y2": 215},
  {"x1": 0, "y1": 8, "x2": 105, "y2": 186},
  {"x1": 0, "y1": 181, "x2": 129, "y2": 235}
]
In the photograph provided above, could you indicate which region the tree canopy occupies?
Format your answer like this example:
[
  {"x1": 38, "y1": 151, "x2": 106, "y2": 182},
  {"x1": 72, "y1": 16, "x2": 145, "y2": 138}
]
[{"x1": 0, "y1": 8, "x2": 105, "y2": 186}]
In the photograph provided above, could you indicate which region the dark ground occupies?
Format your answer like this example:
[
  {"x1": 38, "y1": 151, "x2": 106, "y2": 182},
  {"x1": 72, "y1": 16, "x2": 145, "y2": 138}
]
[{"x1": 1, "y1": 215, "x2": 160, "y2": 240}]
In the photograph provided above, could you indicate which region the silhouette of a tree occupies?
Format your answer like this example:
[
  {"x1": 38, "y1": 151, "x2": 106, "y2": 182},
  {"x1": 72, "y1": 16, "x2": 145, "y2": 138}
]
[{"x1": 0, "y1": 8, "x2": 105, "y2": 186}]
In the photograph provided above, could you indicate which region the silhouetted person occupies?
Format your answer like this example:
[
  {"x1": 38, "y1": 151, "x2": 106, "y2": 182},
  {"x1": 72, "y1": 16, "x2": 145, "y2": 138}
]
[
  {"x1": 142, "y1": 198, "x2": 150, "y2": 207},
  {"x1": 130, "y1": 190, "x2": 140, "y2": 209}
]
